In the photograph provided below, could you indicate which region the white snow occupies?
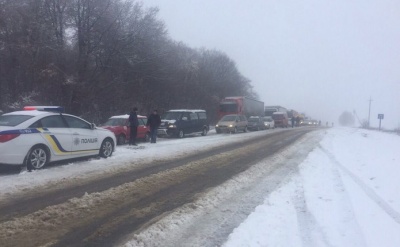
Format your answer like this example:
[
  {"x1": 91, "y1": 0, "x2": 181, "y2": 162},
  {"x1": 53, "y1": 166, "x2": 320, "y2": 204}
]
[
  {"x1": 1, "y1": 127, "x2": 399, "y2": 247},
  {"x1": 223, "y1": 127, "x2": 400, "y2": 247}
]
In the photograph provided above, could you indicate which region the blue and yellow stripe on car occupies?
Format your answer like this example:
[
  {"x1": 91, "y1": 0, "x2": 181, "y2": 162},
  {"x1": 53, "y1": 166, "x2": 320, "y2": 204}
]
[
  {"x1": 42, "y1": 134, "x2": 99, "y2": 155},
  {"x1": 42, "y1": 134, "x2": 69, "y2": 154},
  {"x1": 0, "y1": 128, "x2": 99, "y2": 155}
]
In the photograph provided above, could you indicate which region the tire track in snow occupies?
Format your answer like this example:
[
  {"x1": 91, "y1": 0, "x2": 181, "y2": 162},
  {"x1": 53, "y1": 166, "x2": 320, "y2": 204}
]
[
  {"x1": 291, "y1": 176, "x2": 334, "y2": 247},
  {"x1": 123, "y1": 130, "x2": 325, "y2": 247},
  {"x1": 319, "y1": 145, "x2": 400, "y2": 225}
]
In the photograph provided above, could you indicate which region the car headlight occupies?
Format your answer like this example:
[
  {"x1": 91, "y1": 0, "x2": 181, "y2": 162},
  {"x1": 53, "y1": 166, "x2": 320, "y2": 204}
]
[
  {"x1": 168, "y1": 124, "x2": 176, "y2": 128},
  {"x1": 216, "y1": 124, "x2": 219, "y2": 127},
  {"x1": 229, "y1": 124, "x2": 233, "y2": 127}
]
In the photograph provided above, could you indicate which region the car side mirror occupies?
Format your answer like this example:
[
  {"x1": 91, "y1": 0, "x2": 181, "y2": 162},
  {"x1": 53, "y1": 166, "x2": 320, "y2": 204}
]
[{"x1": 91, "y1": 123, "x2": 96, "y2": 129}]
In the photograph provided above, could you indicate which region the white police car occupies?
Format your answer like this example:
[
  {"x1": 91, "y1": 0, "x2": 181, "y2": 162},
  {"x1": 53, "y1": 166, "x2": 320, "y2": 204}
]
[{"x1": 0, "y1": 106, "x2": 116, "y2": 170}]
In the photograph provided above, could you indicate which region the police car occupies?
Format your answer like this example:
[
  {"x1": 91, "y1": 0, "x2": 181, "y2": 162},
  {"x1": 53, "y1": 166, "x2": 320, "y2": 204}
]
[{"x1": 0, "y1": 106, "x2": 116, "y2": 170}]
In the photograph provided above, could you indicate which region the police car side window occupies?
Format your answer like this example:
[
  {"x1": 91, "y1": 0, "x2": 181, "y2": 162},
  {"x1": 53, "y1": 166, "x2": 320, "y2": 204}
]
[
  {"x1": 29, "y1": 120, "x2": 42, "y2": 128},
  {"x1": 41, "y1": 116, "x2": 67, "y2": 128},
  {"x1": 63, "y1": 115, "x2": 91, "y2": 129}
]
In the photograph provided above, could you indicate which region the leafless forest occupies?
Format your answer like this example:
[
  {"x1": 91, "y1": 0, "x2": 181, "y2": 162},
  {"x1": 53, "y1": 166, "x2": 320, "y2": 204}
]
[{"x1": 0, "y1": 0, "x2": 256, "y2": 123}]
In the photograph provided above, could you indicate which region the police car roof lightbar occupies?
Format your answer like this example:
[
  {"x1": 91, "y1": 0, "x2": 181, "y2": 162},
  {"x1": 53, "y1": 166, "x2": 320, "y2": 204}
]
[{"x1": 23, "y1": 106, "x2": 64, "y2": 113}]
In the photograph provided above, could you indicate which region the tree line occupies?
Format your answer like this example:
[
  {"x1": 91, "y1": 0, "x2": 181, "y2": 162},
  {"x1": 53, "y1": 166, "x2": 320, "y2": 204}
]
[{"x1": 0, "y1": 0, "x2": 257, "y2": 123}]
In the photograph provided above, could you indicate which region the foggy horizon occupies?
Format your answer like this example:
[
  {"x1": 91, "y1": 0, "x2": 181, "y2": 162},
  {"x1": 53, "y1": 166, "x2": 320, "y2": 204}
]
[{"x1": 143, "y1": 0, "x2": 400, "y2": 129}]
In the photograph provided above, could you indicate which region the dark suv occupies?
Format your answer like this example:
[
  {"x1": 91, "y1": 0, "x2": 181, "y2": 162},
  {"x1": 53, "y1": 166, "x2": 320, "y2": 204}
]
[{"x1": 158, "y1": 110, "x2": 209, "y2": 138}]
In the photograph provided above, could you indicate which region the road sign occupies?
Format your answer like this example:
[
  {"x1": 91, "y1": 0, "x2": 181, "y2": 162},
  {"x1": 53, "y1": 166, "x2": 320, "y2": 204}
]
[{"x1": 378, "y1": 114, "x2": 384, "y2": 130}]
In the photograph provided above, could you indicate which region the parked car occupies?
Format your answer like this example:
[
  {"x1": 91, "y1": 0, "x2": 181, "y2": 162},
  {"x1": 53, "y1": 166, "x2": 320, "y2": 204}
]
[
  {"x1": 247, "y1": 116, "x2": 266, "y2": 131},
  {"x1": 215, "y1": 114, "x2": 248, "y2": 133},
  {"x1": 158, "y1": 110, "x2": 209, "y2": 138},
  {"x1": 102, "y1": 114, "x2": 150, "y2": 145},
  {"x1": 272, "y1": 112, "x2": 289, "y2": 128},
  {"x1": 263, "y1": 116, "x2": 275, "y2": 129},
  {"x1": 0, "y1": 106, "x2": 116, "y2": 170}
]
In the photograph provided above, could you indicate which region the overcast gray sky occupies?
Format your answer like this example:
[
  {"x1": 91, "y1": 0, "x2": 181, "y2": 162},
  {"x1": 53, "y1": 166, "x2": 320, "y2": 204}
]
[{"x1": 143, "y1": 0, "x2": 400, "y2": 129}]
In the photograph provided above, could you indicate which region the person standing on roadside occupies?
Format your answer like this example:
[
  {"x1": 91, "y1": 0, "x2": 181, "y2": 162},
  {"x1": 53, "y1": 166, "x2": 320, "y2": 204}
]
[
  {"x1": 147, "y1": 109, "x2": 161, "y2": 143},
  {"x1": 129, "y1": 107, "x2": 139, "y2": 146}
]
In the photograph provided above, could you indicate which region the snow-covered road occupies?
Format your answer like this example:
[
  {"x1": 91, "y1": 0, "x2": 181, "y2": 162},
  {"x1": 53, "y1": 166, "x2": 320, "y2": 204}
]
[{"x1": 1, "y1": 127, "x2": 399, "y2": 247}]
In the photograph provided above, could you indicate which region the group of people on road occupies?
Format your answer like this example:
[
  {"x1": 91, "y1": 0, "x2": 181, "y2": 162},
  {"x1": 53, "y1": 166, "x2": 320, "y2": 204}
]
[
  {"x1": 291, "y1": 116, "x2": 301, "y2": 128},
  {"x1": 128, "y1": 107, "x2": 161, "y2": 146}
]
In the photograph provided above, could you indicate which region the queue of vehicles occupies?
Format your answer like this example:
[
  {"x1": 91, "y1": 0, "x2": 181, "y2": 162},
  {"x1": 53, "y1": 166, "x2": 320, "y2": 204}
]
[
  {"x1": 0, "y1": 99, "x2": 316, "y2": 171},
  {"x1": 216, "y1": 96, "x2": 265, "y2": 133}
]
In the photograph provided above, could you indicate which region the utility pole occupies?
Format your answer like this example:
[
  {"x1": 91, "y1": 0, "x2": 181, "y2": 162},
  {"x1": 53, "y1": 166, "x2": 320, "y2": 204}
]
[{"x1": 368, "y1": 96, "x2": 373, "y2": 128}]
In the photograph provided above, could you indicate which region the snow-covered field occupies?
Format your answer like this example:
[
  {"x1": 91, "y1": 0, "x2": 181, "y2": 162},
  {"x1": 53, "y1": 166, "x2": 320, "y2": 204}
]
[{"x1": 223, "y1": 127, "x2": 400, "y2": 247}]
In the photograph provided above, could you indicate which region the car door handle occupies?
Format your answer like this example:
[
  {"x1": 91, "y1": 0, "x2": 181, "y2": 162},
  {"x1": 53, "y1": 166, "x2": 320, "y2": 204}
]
[{"x1": 73, "y1": 132, "x2": 79, "y2": 135}]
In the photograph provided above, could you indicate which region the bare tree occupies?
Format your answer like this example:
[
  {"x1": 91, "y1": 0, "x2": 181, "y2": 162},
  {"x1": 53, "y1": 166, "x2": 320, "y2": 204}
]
[{"x1": 0, "y1": 0, "x2": 256, "y2": 124}]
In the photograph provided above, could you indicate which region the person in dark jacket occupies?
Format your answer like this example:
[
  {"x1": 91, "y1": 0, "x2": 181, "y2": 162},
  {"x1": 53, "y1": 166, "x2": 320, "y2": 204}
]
[
  {"x1": 147, "y1": 109, "x2": 161, "y2": 143},
  {"x1": 129, "y1": 107, "x2": 139, "y2": 146}
]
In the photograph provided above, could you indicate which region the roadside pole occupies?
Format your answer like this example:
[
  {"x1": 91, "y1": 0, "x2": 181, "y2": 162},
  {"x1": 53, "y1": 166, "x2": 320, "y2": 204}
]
[{"x1": 368, "y1": 97, "x2": 373, "y2": 128}]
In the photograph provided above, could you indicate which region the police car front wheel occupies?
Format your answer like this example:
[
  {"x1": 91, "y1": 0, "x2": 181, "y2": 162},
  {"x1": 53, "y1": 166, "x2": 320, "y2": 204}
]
[
  {"x1": 99, "y1": 138, "x2": 114, "y2": 158},
  {"x1": 26, "y1": 145, "x2": 49, "y2": 170}
]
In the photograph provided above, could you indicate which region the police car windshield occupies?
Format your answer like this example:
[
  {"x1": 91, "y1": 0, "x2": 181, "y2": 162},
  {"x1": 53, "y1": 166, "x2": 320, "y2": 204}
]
[
  {"x1": 248, "y1": 118, "x2": 259, "y2": 122},
  {"x1": 163, "y1": 112, "x2": 182, "y2": 120},
  {"x1": 0, "y1": 115, "x2": 34, "y2": 127}
]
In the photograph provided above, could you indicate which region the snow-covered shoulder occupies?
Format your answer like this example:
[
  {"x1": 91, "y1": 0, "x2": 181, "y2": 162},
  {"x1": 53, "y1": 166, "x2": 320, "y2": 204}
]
[{"x1": 224, "y1": 127, "x2": 400, "y2": 247}]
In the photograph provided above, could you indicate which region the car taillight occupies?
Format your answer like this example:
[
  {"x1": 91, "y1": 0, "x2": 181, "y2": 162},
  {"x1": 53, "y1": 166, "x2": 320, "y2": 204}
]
[{"x1": 0, "y1": 134, "x2": 20, "y2": 143}]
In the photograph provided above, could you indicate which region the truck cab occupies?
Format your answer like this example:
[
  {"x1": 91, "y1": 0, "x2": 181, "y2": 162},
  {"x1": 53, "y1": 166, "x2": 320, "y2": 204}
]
[{"x1": 272, "y1": 112, "x2": 289, "y2": 128}]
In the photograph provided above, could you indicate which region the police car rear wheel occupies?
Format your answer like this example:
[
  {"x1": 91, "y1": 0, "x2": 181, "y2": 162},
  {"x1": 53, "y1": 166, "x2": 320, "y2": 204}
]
[
  {"x1": 26, "y1": 145, "x2": 49, "y2": 170},
  {"x1": 100, "y1": 138, "x2": 114, "y2": 158}
]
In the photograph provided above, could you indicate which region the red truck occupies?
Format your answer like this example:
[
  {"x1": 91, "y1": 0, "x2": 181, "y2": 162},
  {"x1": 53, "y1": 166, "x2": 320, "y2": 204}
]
[{"x1": 218, "y1": 96, "x2": 264, "y2": 120}]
